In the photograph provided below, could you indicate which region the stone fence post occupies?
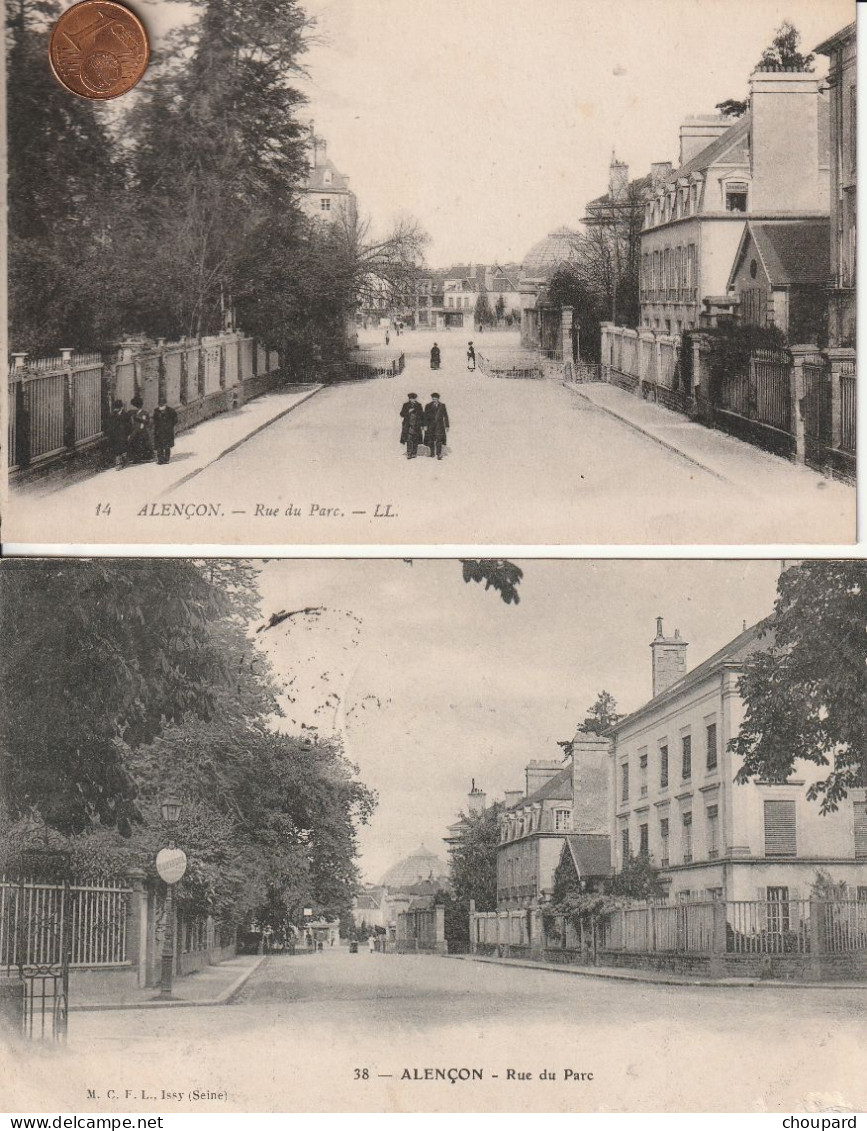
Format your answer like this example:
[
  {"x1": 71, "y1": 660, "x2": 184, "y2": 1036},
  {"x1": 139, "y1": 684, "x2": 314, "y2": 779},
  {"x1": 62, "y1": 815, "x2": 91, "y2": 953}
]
[
  {"x1": 469, "y1": 899, "x2": 476, "y2": 954},
  {"x1": 691, "y1": 333, "x2": 712, "y2": 422},
  {"x1": 599, "y1": 322, "x2": 616, "y2": 381},
  {"x1": 788, "y1": 345, "x2": 813, "y2": 465},
  {"x1": 825, "y1": 347, "x2": 855, "y2": 452},
  {"x1": 124, "y1": 867, "x2": 148, "y2": 987},
  {"x1": 709, "y1": 895, "x2": 727, "y2": 978}
]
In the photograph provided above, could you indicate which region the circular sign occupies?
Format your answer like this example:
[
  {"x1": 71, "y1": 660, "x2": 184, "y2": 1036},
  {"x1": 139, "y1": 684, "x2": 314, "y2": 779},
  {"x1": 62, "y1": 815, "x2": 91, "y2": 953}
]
[
  {"x1": 155, "y1": 847, "x2": 187, "y2": 885},
  {"x1": 49, "y1": 1, "x2": 150, "y2": 102}
]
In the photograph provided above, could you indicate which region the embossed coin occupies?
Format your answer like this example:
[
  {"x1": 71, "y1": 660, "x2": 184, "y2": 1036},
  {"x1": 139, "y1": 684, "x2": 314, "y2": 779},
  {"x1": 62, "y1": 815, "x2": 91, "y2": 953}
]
[{"x1": 49, "y1": 0, "x2": 149, "y2": 101}]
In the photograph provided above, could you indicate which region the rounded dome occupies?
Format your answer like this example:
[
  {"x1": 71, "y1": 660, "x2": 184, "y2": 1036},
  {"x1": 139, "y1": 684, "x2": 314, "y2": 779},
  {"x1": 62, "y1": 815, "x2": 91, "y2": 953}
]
[
  {"x1": 379, "y1": 845, "x2": 450, "y2": 891},
  {"x1": 521, "y1": 227, "x2": 579, "y2": 280}
]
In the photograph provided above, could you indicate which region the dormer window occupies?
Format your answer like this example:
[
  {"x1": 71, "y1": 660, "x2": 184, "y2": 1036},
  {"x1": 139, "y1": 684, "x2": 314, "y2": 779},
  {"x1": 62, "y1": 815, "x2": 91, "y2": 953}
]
[
  {"x1": 323, "y1": 170, "x2": 332, "y2": 185},
  {"x1": 725, "y1": 182, "x2": 748, "y2": 212}
]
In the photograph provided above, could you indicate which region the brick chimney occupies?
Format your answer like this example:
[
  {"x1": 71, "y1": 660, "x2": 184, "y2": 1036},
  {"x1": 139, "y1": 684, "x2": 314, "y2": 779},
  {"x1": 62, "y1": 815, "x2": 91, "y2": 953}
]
[
  {"x1": 570, "y1": 736, "x2": 611, "y2": 833},
  {"x1": 650, "y1": 161, "x2": 674, "y2": 192},
  {"x1": 650, "y1": 617, "x2": 688, "y2": 697},
  {"x1": 525, "y1": 759, "x2": 563, "y2": 797},
  {"x1": 678, "y1": 115, "x2": 730, "y2": 166},
  {"x1": 609, "y1": 152, "x2": 629, "y2": 201},
  {"x1": 467, "y1": 780, "x2": 486, "y2": 814},
  {"x1": 748, "y1": 70, "x2": 826, "y2": 212}
]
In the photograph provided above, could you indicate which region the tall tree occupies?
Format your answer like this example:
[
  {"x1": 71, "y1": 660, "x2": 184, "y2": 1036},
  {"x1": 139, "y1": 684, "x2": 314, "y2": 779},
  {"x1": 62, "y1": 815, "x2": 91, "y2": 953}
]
[
  {"x1": 558, "y1": 691, "x2": 623, "y2": 757},
  {"x1": 447, "y1": 803, "x2": 503, "y2": 912},
  {"x1": 0, "y1": 560, "x2": 266, "y2": 834},
  {"x1": 716, "y1": 21, "x2": 814, "y2": 121},
  {"x1": 731, "y1": 561, "x2": 867, "y2": 812}
]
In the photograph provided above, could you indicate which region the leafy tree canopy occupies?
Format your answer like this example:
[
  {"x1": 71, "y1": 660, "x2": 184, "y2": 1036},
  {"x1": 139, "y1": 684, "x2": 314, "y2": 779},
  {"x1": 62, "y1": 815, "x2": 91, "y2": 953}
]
[
  {"x1": 447, "y1": 802, "x2": 504, "y2": 912},
  {"x1": 460, "y1": 559, "x2": 523, "y2": 605},
  {"x1": 731, "y1": 561, "x2": 867, "y2": 812}
]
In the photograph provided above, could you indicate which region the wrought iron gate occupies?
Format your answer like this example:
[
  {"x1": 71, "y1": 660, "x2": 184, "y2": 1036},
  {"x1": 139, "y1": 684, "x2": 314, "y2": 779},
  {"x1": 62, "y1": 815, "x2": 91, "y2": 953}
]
[{"x1": 4, "y1": 851, "x2": 72, "y2": 1041}]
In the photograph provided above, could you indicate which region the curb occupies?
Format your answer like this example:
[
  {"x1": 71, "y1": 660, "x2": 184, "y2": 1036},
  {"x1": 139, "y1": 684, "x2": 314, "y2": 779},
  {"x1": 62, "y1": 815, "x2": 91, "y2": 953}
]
[
  {"x1": 69, "y1": 956, "x2": 267, "y2": 1013},
  {"x1": 563, "y1": 382, "x2": 731, "y2": 484},
  {"x1": 160, "y1": 384, "x2": 325, "y2": 496},
  {"x1": 445, "y1": 953, "x2": 867, "y2": 991}
]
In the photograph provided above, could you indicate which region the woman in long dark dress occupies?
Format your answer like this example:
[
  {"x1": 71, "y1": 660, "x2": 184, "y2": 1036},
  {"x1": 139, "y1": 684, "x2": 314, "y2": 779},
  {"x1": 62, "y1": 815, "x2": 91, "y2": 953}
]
[
  {"x1": 430, "y1": 343, "x2": 441, "y2": 370},
  {"x1": 127, "y1": 409, "x2": 154, "y2": 463}
]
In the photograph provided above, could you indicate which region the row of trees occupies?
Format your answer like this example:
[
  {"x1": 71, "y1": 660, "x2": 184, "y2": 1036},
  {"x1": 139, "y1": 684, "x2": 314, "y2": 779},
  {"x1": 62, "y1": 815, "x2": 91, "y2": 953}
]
[
  {"x1": 7, "y1": 0, "x2": 428, "y2": 364},
  {"x1": 0, "y1": 561, "x2": 376, "y2": 931}
]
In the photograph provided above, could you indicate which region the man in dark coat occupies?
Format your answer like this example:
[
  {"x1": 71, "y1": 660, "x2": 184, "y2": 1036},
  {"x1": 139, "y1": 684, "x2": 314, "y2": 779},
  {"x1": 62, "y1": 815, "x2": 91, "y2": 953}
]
[
  {"x1": 424, "y1": 392, "x2": 449, "y2": 459},
  {"x1": 430, "y1": 343, "x2": 441, "y2": 370},
  {"x1": 399, "y1": 392, "x2": 424, "y2": 459},
  {"x1": 152, "y1": 395, "x2": 179, "y2": 464},
  {"x1": 105, "y1": 398, "x2": 131, "y2": 469}
]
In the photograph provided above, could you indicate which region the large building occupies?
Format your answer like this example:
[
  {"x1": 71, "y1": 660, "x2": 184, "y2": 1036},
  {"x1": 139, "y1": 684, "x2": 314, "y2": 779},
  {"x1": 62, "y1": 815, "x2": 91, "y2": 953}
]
[
  {"x1": 815, "y1": 22, "x2": 857, "y2": 347},
  {"x1": 640, "y1": 68, "x2": 830, "y2": 337},
  {"x1": 298, "y1": 131, "x2": 357, "y2": 228},
  {"x1": 608, "y1": 617, "x2": 867, "y2": 904}
]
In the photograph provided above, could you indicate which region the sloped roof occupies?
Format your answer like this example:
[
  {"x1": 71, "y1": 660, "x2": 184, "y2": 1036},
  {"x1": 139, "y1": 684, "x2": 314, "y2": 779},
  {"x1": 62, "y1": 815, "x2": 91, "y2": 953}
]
[
  {"x1": 380, "y1": 845, "x2": 450, "y2": 890},
  {"x1": 355, "y1": 892, "x2": 381, "y2": 910},
  {"x1": 521, "y1": 228, "x2": 580, "y2": 280},
  {"x1": 731, "y1": 219, "x2": 831, "y2": 288},
  {"x1": 609, "y1": 619, "x2": 775, "y2": 735},
  {"x1": 564, "y1": 833, "x2": 613, "y2": 878},
  {"x1": 519, "y1": 765, "x2": 573, "y2": 806},
  {"x1": 673, "y1": 113, "x2": 752, "y2": 181},
  {"x1": 585, "y1": 173, "x2": 652, "y2": 212},
  {"x1": 304, "y1": 158, "x2": 352, "y2": 193}
]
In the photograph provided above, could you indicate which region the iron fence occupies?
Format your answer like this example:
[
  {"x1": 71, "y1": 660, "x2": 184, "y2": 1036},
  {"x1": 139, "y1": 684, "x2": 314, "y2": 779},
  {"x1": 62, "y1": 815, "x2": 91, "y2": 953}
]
[
  {"x1": 726, "y1": 899, "x2": 811, "y2": 955},
  {"x1": 0, "y1": 877, "x2": 130, "y2": 970},
  {"x1": 821, "y1": 900, "x2": 867, "y2": 953},
  {"x1": 840, "y1": 367, "x2": 856, "y2": 454}
]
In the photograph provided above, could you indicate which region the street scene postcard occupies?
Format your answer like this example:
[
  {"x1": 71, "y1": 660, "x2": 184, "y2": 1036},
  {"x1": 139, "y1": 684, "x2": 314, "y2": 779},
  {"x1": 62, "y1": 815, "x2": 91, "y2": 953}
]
[
  {"x1": 1, "y1": 558, "x2": 866, "y2": 1116},
  {"x1": 1, "y1": 0, "x2": 858, "y2": 547}
]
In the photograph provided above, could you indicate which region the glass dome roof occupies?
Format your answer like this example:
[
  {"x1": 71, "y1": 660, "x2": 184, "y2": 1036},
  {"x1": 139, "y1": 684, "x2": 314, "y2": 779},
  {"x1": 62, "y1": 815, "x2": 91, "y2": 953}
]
[{"x1": 521, "y1": 227, "x2": 579, "y2": 280}]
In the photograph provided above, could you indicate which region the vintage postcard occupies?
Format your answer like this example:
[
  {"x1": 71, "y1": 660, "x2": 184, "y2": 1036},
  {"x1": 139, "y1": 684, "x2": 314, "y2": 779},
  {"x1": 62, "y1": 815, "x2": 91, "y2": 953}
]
[
  {"x1": 1, "y1": 557, "x2": 866, "y2": 1114},
  {"x1": 1, "y1": 0, "x2": 857, "y2": 547}
]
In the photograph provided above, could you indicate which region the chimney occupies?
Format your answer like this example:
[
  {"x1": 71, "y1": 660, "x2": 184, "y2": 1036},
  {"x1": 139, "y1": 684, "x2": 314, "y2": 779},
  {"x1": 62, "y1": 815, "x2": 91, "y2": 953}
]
[
  {"x1": 570, "y1": 736, "x2": 612, "y2": 834},
  {"x1": 525, "y1": 759, "x2": 563, "y2": 797},
  {"x1": 467, "y1": 781, "x2": 486, "y2": 814},
  {"x1": 748, "y1": 70, "x2": 825, "y2": 211},
  {"x1": 650, "y1": 161, "x2": 674, "y2": 193},
  {"x1": 503, "y1": 789, "x2": 524, "y2": 809},
  {"x1": 678, "y1": 115, "x2": 730, "y2": 166},
  {"x1": 609, "y1": 152, "x2": 629, "y2": 201},
  {"x1": 650, "y1": 617, "x2": 689, "y2": 697}
]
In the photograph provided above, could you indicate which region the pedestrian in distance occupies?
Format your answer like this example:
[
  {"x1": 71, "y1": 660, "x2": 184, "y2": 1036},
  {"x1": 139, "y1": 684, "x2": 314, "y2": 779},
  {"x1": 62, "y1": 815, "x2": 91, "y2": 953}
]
[
  {"x1": 424, "y1": 392, "x2": 449, "y2": 459},
  {"x1": 385, "y1": 329, "x2": 390, "y2": 346},
  {"x1": 368, "y1": 935, "x2": 376, "y2": 954},
  {"x1": 152, "y1": 394, "x2": 178, "y2": 465},
  {"x1": 399, "y1": 392, "x2": 425, "y2": 459},
  {"x1": 127, "y1": 408, "x2": 154, "y2": 463},
  {"x1": 467, "y1": 341, "x2": 476, "y2": 371},
  {"x1": 430, "y1": 342, "x2": 441, "y2": 370}
]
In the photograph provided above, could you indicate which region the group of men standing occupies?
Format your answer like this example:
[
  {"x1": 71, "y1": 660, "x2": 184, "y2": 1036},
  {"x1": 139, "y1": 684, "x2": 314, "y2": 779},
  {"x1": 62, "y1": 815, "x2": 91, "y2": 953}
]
[
  {"x1": 105, "y1": 393, "x2": 179, "y2": 470},
  {"x1": 399, "y1": 393, "x2": 449, "y2": 460}
]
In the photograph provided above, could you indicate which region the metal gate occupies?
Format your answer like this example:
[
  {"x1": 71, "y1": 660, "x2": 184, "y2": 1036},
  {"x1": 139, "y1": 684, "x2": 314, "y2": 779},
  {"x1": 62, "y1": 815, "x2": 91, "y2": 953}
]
[{"x1": 3, "y1": 851, "x2": 72, "y2": 1041}]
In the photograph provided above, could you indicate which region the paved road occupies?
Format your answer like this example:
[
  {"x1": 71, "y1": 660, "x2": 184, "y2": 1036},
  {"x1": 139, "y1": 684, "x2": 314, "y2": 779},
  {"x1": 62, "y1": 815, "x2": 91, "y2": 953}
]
[
  {"x1": 9, "y1": 950, "x2": 866, "y2": 1113},
  {"x1": 7, "y1": 332, "x2": 853, "y2": 545},
  {"x1": 172, "y1": 333, "x2": 852, "y2": 545}
]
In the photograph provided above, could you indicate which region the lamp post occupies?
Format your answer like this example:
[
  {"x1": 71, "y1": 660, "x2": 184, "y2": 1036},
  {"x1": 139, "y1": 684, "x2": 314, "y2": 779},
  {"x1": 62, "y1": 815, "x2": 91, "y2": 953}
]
[{"x1": 156, "y1": 797, "x2": 186, "y2": 999}]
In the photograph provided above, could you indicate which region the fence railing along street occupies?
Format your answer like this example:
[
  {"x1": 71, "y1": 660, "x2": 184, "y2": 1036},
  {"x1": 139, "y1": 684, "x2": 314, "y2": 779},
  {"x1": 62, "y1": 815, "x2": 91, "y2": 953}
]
[
  {"x1": 599, "y1": 323, "x2": 856, "y2": 479},
  {"x1": 7, "y1": 333, "x2": 282, "y2": 475}
]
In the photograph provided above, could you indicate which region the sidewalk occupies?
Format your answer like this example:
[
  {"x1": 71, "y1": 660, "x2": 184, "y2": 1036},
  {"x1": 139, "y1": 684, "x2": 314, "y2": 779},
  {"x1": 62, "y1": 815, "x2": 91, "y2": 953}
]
[
  {"x1": 447, "y1": 952, "x2": 867, "y2": 991},
  {"x1": 20, "y1": 382, "x2": 324, "y2": 500},
  {"x1": 566, "y1": 380, "x2": 854, "y2": 498},
  {"x1": 69, "y1": 954, "x2": 266, "y2": 1011}
]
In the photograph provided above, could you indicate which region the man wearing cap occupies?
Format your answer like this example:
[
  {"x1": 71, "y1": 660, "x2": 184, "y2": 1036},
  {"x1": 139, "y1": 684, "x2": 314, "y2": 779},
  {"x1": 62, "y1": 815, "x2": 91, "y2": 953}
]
[
  {"x1": 423, "y1": 392, "x2": 449, "y2": 460},
  {"x1": 399, "y1": 392, "x2": 425, "y2": 459}
]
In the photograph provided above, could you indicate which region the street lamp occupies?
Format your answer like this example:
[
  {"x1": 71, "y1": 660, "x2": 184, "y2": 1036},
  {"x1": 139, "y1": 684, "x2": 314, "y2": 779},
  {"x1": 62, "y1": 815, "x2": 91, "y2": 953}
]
[{"x1": 156, "y1": 798, "x2": 186, "y2": 999}]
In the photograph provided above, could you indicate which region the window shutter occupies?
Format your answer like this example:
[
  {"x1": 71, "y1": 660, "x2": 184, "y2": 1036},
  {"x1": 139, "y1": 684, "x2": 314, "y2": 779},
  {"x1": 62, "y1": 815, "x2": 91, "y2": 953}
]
[
  {"x1": 854, "y1": 801, "x2": 867, "y2": 859},
  {"x1": 764, "y1": 800, "x2": 797, "y2": 857}
]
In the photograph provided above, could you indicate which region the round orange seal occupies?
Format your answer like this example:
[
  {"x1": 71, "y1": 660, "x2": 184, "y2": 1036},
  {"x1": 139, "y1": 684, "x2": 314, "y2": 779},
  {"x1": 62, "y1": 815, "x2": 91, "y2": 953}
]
[{"x1": 49, "y1": 0, "x2": 149, "y2": 101}]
